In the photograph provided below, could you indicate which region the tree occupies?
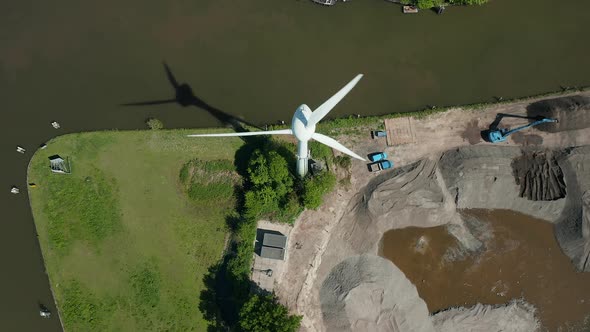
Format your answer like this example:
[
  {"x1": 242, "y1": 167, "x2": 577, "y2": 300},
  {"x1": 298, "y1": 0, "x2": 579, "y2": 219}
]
[
  {"x1": 146, "y1": 118, "x2": 163, "y2": 130},
  {"x1": 303, "y1": 171, "x2": 336, "y2": 210},
  {"x1": 239, "y1": 294, "x2": 302, "y2": 332},
  {"x1": 245, "y1": 150, "x2": 295, "y2": 220}
]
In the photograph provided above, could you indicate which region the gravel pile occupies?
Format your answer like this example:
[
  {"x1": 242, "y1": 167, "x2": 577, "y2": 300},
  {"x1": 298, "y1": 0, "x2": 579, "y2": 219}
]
[{"x1": 511, "y1": 151, "x2": 566, "y2": 201}]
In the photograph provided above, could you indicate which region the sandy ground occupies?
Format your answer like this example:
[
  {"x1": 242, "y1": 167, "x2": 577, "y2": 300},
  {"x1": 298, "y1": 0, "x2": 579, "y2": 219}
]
[{"x1": 270, "y1": 91, "x2": 590, "y2": 331}]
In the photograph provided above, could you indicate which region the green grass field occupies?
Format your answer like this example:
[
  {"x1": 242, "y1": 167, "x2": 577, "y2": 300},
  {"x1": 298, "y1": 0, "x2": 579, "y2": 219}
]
[{"x1": 28, "y1": 129, "x2": 244, "y2": 331}]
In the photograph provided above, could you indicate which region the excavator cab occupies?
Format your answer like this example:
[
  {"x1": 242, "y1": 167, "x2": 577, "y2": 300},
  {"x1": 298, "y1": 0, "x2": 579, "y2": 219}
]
[{"x1": 484, "y1": 113, "x2": 558, "y2": 143}]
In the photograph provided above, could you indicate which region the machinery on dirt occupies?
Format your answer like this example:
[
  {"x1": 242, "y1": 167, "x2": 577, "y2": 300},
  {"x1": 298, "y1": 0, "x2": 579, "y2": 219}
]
[
  {"x1": 485, "y1": 113, "x2": 558, "y2": 143},
  {"x1": 368, "y1": 160, "x2": 393, "y2": 172}
]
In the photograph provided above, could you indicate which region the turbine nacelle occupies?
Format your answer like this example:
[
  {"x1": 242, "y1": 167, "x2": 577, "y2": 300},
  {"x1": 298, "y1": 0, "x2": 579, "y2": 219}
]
[
  {"x1": 292, "y1": 104, "x2": 314, "y2": 141},
  {"x1": 188, "y1": 74, "x2": 365, "y2": 177}
]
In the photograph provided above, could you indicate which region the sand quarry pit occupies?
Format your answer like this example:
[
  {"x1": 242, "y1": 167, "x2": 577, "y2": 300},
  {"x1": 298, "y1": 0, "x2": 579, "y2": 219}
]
[{"x1": 273, "y1": 92, "x2": 590, "y2": 331}]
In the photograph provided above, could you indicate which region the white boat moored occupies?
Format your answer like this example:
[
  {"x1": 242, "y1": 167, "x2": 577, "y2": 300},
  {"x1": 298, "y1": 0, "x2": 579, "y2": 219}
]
[
  {"x1": 51, "y1": 121, "x2": 60, "y2": 129},
  {"x1": 16, "y1": 146, "x2": 26, "y2": 153},
  {"x1": 10, "y1": 186, "x2": 20, "y2": 194}
]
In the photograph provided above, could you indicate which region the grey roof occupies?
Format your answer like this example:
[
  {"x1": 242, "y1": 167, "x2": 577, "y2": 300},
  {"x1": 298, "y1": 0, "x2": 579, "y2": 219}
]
[
  {"x1": 263, "y1": 233, "x2": 287, "y2": 249},
  {"x1": 260, "y1": 246, "x2": 285, "y2": 260}
]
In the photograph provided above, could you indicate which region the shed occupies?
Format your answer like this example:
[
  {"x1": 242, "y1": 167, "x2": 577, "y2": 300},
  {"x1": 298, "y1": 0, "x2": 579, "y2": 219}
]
[
  {"x1": 263, "y1": 233, "x2": 287, "y2": 249},
  {"x1": 260, "y1": 246, "x2": 285, "y2": 260}
]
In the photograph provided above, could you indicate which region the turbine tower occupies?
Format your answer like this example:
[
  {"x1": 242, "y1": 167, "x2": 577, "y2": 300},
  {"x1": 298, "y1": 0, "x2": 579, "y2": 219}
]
[{"x1": 188, "y1": 75, "x2": 365, "y2": 177}]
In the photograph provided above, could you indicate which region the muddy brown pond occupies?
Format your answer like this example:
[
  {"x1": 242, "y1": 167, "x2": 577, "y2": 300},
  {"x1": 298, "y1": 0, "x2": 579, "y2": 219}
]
[{"x1": 380, "y1": 209, "x2": 590, "y2": 331}]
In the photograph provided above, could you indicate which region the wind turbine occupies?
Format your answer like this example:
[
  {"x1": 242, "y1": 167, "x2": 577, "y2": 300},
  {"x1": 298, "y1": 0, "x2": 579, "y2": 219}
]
[{"x1": 188, "y1": 75, "x2": 365, "y2": 177}]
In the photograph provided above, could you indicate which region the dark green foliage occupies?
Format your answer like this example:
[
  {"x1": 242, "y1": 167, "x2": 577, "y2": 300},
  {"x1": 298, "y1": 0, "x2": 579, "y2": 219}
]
[
  {"x1": 44, "y1": 167, "x2": 121, "y2": 254},
  {"x1": 239, "y1": 294, "x2": 302, "y2": 332},
  {"x1": 416, "y1": 0, "x2": 437, "y2": 9},
  {"x1": 334, "y1": 155, "x2": 352, "y2": 169},
  {"x1": 309, "y1": 141, "x2": 332, "y2": 162},
  {"x1": 146, "y1": 118, "x2": 164, "y2": 130},
  {"x1": 244, "y1": 149, "x2": 296, "y2": 222},
  {"x1": 130, "y1": 259, "x2": 161, "y2": 309},
  {"x1": 61, "y1": 281, "x2": 103, "y2": 330},
  {"x1": 448, "y1": 0, "x2": 487, "y2": 4},
  {"x1": 303, "y1": 171, "x2": 337, "y2": 210},
  {"x1": 405, "y1": 0, "x2": 486, "y2": 9},
  {"x1": 179, "y1": 159, "x2": 239, "y2": 204}
]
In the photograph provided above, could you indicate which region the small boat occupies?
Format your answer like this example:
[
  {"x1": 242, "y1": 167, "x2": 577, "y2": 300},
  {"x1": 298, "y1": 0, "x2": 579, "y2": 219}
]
[
  {"x1": 39, "y1": 306, "x2": 51, "y2": 318},
  {"x1": 403, "y1": 5, "x2": 418, "y2": 13},
  {"x1": 437, "y1": 6, "x2": 445, "y2": 14},
  {"x1": 10, "y1": 186, "x2": 20, "y2": 194},
  {"x1": 40, "y1": 143, "x2": 48, "y2": 149},
  {"x1": 312, "y1": 0, "x2": 337, "y2": 5},
  {"x1": 29, "y1": 183, "x2": 37, "y2": 188},
  {"x1": 16, "y1": 146, "x2": 26, "y2": 153},
  {"x1": 51, "y1": 121, "x2": 60, "y2": 129}
]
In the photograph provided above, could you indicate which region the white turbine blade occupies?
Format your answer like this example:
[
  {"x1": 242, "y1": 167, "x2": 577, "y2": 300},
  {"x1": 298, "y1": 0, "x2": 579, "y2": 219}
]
[
  {"x1": 308, "y1": 74, "x2": 363, "y2": 126},
  {"x1": 187, "y1": 129, "x2": 292, "y2": 137},
  {"x1": 312, "y1": 133, "x2": 365, "y2": 161}
]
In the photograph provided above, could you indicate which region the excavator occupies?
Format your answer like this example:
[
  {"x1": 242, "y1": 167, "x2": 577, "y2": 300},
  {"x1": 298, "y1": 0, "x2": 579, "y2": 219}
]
[{"x1": 484, "y1": 113, "x2": 558, "y2": 143}]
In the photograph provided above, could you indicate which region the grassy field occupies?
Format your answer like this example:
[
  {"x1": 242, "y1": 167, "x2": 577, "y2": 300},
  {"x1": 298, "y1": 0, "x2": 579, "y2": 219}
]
[{"x1": 28, "y1": 129, "x2": 244, "y2": 331}]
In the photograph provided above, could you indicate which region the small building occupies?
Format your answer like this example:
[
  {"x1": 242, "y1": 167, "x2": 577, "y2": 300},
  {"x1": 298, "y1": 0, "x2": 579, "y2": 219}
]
[{"x1": 259, "y1": 232, "x2": 287, "y2": 261}]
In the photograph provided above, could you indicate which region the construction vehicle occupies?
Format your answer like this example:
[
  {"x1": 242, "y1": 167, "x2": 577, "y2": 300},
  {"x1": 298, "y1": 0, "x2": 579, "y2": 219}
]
[
  {"x1": 485, "y1": 113, "x2": 558, "y2": 143},
  {"x1": 368, "y1": 160, "x2": 393, "y2": 172}
]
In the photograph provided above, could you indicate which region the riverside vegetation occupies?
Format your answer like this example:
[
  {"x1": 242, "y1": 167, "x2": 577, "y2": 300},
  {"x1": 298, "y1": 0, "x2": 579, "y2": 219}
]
[{"x1": 400, "y1": 0, "x2": 488, "y2": 9}]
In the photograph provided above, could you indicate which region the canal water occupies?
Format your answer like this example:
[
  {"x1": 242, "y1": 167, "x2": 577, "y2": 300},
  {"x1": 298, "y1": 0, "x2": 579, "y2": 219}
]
[
  {"x1": 380, "y1": 209, "x2": 590, "y2": 331},
  {"x1": 2, "y1": 0, "x2": 590, "y2": 330}
]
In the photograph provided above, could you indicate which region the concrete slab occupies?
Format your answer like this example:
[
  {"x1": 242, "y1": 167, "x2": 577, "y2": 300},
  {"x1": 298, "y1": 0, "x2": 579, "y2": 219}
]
[{"x1": 251, "y1": 221, "x2": 293, "y2": 293}]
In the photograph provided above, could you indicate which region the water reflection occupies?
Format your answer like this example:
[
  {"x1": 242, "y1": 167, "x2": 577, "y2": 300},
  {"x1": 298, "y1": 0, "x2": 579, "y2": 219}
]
[{"x1": 379, "y1": 209, "x2": 590, "y2": 331}]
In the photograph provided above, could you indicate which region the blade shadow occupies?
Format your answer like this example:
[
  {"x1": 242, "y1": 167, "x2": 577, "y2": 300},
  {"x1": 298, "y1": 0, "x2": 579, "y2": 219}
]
[
  {"x1": 122, "y1": 62, "x2": 262, "y2": 133},
  {"x1": 121, "y1": 99, "x2": 176, "y2": 106}
]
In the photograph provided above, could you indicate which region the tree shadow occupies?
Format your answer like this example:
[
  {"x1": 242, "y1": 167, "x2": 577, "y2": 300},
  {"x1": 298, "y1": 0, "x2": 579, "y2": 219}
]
[
  {"x1": 199, "y1": 246, "x2": 271, "y2": 331},
  {"x1": 122, "y1": 62, "x2": 262, "y2": 133}
]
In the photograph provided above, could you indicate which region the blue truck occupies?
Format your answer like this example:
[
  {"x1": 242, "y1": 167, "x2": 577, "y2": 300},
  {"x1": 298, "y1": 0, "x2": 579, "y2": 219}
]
[
  {"x1": 368, "y1": 160, "x2": 393, "y2": 172},
  {"x1": 367, "y1": 152, "x2": 393, "y2": 172}
]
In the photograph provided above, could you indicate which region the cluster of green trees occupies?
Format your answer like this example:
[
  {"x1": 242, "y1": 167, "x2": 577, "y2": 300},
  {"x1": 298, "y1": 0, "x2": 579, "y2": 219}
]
[
  {"x1": 239, "y1": 294, "x2": 302, "y2": 332},
  {"x1": 199, "y1": 137, "x2": 345, "y2": 331},
  {"x1": 401, "y1": 0, "x2": 487, "y2": 9}
]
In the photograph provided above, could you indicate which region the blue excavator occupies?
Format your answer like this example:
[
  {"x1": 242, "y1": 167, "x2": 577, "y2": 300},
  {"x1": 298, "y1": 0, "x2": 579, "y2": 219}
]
[{"x1": 485, "y1": 113, "x2": 558, "y2": 143}]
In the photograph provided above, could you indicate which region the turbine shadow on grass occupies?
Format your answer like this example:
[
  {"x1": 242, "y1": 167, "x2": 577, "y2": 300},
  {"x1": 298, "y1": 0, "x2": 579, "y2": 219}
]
[{"x1": 122, "y1": 62, "x2": 262, "y2": 134}]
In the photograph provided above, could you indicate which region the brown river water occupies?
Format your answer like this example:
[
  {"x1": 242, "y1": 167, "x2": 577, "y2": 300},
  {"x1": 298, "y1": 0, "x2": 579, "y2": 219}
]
[
  {"x1": 2, "y1": 0, "x2": 590, "y2": 330},
  {"x1": 380, "y1": 209, "x2": 590, "y2": 331}
]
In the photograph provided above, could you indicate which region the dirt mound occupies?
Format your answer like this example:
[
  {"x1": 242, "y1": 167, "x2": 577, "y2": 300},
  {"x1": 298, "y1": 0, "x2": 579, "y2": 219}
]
[
  {"x1": 432, "y1": 301, "x2": 540, "y2": 332},
  {"x1": 511, "y1": 151, "x2": 566, "y2": 201},
  {"x1": 526, "y1": 96, "x2": 590, "y2": 133},
  {"x1": 320, "y1": 255, "x2": 434, "y2": 332}
]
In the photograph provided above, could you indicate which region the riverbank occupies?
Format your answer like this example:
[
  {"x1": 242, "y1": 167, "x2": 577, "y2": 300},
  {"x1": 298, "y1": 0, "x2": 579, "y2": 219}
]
[
  {"x1": 27, "y1": 130, "x2": 242, "y2": 330},
  {"x1": 274, "y1": 90, "x2": 590, "y2": 331}
]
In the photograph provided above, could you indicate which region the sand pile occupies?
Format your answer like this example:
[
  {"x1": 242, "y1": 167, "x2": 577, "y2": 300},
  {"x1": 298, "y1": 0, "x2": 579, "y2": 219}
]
[
  {"x1": 432, "y1": 301, "x2": 540, "y2": 332},
  {"x1": 314, "y1": 145, "x2": 590, "y2": 331},
  {"x1": 320, "y1": 255, "x2": 434, "y2": 332}
]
